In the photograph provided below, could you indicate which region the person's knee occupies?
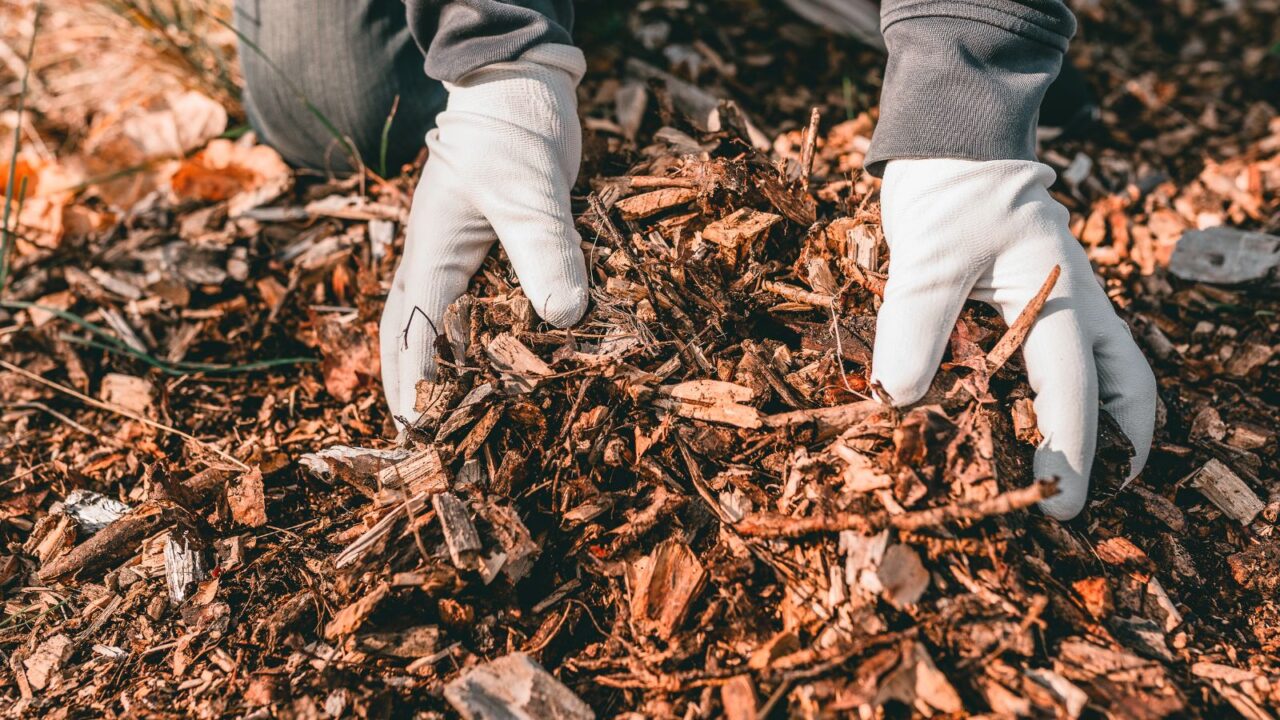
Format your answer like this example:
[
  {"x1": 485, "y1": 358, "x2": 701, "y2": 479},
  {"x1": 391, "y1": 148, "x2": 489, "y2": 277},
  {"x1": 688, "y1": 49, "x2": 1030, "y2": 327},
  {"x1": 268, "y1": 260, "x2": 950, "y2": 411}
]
[{"x1": 233, "y1": 0, "x2": 445, "y2": 175}]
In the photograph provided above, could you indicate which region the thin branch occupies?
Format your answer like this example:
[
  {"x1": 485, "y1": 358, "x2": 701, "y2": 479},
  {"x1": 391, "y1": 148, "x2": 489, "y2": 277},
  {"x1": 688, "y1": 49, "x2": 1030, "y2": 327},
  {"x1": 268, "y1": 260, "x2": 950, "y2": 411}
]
[
  {"x1": 734, "y1": 479, "x2": 1058, "y2": 537},
  {"x1": 0, "y1": 358, "x2": 250, "y2": 471}
]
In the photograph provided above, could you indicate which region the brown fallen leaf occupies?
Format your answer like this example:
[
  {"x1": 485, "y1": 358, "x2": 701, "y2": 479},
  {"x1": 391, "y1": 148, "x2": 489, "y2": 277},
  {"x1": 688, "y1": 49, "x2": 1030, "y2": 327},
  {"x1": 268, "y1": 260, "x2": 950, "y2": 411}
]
[{"x1": 170, "y1": 137, "x2": 291, "y2": 215}]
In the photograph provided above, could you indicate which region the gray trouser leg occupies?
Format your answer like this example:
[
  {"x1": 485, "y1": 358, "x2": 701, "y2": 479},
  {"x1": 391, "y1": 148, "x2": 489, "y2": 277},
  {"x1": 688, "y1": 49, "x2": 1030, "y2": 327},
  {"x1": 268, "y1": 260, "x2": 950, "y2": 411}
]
[
  {"x1": 233, "y1": 0, "x2": 447, "y2": 175},
  {"x1": 405, "y1": 0, "x2": 574, "y2": 83}
]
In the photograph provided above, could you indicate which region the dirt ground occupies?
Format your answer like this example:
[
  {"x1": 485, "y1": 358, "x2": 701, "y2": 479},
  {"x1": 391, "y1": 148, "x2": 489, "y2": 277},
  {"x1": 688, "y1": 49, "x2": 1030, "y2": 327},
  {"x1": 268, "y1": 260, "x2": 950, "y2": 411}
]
[{"x1": 1, "y1": 0, "x2": 1279, "y2": 717}]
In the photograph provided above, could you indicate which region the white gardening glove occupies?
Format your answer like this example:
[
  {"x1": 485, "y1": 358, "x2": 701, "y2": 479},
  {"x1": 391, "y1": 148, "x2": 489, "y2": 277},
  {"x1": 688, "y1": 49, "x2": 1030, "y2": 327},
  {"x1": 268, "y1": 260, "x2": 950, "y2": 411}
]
[
  {"x1": 380, "y1": 45, "x2": 590, "y2": 428},
  {"x1": 871, "y1": 159, "x2": 1156, "y2": 520}
]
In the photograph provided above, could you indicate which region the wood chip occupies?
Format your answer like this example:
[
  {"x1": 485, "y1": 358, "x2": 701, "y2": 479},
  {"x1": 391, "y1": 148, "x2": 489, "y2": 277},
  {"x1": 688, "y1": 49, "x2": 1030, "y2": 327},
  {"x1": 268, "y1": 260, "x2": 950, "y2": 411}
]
[
  {"x1": 433, "y1": 493, "x2": 482, "y2": 570},
  {"x1": 376, "y1": 446, "x2": 451, "y2": 496},
  {"x1": 627, "y1": 539, "x2": 708, "y2": 640},
  {"x1": 875, "y1": 641, "x2": 963, "y2": 715},
  {"x1": 720, "y1": 675, "x2": 758, "y2": 720},
  {"x1": 98, "y1": 373, "x2": 154, "y2": 414},
  {"x1": 1187, "y1": 458, "x2": 1264, "y2": 524},
  {"x1": 655, "y1": 380, "x2": 762, "y2": 429},
  {"x1": 702, "y1": 207, "x2": 781, "y2": 264},
  {"x1": 487, "y1": 333, "x2": 553, "y2": 392},
  {"x1": 164, "y1": 529, "x2": 206, "y2": 604},
  {"x1": 445, "y1": 652, "x2": 594, "y2": 720},
  {"x1": 22, "y1": 634, "x2": 73, "y2": 692},
  {"x1": 479, "y1": 503, "x2": 539, "y2": 584}
]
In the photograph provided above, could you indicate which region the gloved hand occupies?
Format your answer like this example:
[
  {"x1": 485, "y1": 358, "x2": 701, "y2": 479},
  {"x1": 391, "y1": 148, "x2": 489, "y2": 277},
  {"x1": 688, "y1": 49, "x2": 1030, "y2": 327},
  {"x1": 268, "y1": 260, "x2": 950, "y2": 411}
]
[
  {"x1": 871, "y1": 159, "x2": 1156, "y2": 520},
  {"x1": 380, "y1": 45, "x2": 590, "y2": 428}
]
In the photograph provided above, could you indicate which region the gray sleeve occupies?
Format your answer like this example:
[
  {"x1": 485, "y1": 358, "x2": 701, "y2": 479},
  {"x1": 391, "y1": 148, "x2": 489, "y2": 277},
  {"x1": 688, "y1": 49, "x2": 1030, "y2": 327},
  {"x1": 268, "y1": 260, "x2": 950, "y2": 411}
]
[
  {"x1": 864, "y1": 0, "x2": 1077, "y2": 177},
  {"x1": 406, "y1": 0, "x2": 575, "y2": 84}
]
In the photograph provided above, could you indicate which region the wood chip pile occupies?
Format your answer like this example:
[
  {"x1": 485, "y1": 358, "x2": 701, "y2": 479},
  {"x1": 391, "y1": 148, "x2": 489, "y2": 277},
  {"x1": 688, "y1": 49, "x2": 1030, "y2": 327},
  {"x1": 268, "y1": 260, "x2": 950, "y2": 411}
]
[{"x1": 2, "y1": 0, "x2": 1279, "y2": 717}]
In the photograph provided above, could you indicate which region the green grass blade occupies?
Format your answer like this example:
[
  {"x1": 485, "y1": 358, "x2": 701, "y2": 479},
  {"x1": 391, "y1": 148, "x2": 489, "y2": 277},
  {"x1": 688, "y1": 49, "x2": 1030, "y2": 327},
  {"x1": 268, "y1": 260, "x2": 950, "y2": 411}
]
[
  {"x1": 1, "y1": 1, "x2": 42, "y2": 296},
  {"x1": 4, "y1": 301, "x2": 316, "y2": 375}
]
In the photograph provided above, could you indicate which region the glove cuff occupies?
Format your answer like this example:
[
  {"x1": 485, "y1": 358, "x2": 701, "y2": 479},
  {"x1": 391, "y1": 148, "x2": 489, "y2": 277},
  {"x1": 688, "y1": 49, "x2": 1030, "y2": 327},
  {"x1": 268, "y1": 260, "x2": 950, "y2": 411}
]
[{"x1": 447, "y1": 44, "x2": 586, "y2": 92}]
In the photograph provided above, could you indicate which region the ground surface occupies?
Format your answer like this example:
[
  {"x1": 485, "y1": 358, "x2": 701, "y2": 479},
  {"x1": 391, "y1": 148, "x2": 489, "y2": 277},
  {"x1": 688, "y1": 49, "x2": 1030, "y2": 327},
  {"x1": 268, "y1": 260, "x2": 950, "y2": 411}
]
[{"x1": 1, "y1": 0, "x2": 1279, "y2": 717}]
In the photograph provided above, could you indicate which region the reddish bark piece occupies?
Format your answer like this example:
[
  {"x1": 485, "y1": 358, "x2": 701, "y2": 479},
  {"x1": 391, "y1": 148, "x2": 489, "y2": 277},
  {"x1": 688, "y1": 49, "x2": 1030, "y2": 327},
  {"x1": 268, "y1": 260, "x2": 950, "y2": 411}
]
[
  {"x1": 1073, "y1": 577, "x2": 1115, "y2": 620},
  {"x1": 1227, "y1": 541, "x2": 1280, "y2": 594},
  {"x1": 324, "y1": 583, "x2": 390, "y2": 640},
  {"x1": 615, "y1": 187, "x2": 698, "y2": 220},
  {"x1": 720, "y1": 675, "x2": 758, "y2": 720},
  {"x1": 1094, "y1": 536, "x2": 1152, "y2": 576},
  {"x1": 226, "y1": 468, "x2": 267, "y2": 528},
  {"x1": 627, "y1": 540, "x2": 708, "y2": 640}
]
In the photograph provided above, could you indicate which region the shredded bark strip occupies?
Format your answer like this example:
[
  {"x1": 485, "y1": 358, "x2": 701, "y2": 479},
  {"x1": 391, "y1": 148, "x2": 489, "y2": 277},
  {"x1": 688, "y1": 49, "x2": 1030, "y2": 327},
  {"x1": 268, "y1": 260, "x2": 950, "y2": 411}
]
[{"x1": 2, "y1": 1, "x2": 1279, "y2": 717}]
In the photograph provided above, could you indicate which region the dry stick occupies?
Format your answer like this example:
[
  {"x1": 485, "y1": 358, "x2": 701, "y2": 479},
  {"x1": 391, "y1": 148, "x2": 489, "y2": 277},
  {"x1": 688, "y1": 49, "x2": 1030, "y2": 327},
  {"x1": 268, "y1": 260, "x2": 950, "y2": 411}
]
[
  {"x1": 986, "y1": 264, "x2": 1061, "y2": 373},
  {"x1": 761, "y1": 280, "x2": 833, "y2": 307},
  {"x1": 35, "y1": 466, "x2": 237, "y2": 583},
  {"x1": 37, "y1": 503, "x2": 169, "y2": 582},
  {"x1": 734, "y1": 478, "x2": 1058, "y2": 538},
  {"x1": 0, "y1": 359, "x2": 250, "y2": 471},
  {"x1": 798, "y1": 107, "x2": 821, "y2": 192},
  {"x1": 602, "y1": 176, "x2": 698, "y2": 190}
]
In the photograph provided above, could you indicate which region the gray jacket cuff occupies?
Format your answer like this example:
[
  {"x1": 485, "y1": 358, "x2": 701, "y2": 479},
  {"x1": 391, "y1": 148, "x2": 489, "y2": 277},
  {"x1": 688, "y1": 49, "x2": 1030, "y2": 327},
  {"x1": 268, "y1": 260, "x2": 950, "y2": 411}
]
[
  {"x1": 407, "y1": 0, "x2": 575, "y2": 84},
  {"x1": 865, "y1": 1, "x2": 1076, "y2": 177}
]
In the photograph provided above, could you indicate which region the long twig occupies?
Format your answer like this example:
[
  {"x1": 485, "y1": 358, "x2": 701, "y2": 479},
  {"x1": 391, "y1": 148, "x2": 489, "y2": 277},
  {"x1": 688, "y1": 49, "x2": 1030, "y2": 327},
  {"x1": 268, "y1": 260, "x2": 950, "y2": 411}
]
[
  {"x1": 0, "y1": 358, "x2": 250, "y2": 471},
  {"x1": 987, "y1": 264, "x2": 1061, "y2": 373},
  {"x1": 734, "y1": 478, "x2": 1058, "y2": 537}
]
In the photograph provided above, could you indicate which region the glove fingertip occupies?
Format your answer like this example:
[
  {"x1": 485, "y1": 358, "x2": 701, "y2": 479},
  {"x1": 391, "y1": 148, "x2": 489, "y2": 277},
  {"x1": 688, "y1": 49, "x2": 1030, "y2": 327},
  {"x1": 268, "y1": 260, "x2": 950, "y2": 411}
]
[
  {"x1": 536, "y1": 283, "x2": 589, "y2": 328},
  {"x1": 1034, "y1": 454, "x2": 1091, "y2": 520},
  {"x1": 869, "y1": 360, "x2": 936, "y2": 408},
  {"x1": 1038, "y1": 486, "x2": 1088, "y2": 521}
]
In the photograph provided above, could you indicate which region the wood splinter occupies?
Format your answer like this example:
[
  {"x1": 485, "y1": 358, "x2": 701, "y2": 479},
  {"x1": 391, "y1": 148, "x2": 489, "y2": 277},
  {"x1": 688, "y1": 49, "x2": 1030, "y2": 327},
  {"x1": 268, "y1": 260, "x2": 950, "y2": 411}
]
[
  {"x1": 735, "y1": 479, "x2": 1058, "y2": 538},
  {"x1": 986, "y1": 264, "x2": 1061, "y2": 373}
]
